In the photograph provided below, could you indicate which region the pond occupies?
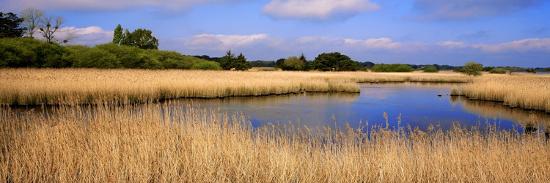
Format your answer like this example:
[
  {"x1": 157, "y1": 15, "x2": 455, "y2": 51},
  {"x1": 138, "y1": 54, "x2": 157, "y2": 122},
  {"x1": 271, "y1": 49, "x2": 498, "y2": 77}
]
[
  {"x1": 172, "y1": 83, "x2": 550, "y2": 132},
  {"x1": 8, "y1": 83, "x2": 550, "y2": 133}
]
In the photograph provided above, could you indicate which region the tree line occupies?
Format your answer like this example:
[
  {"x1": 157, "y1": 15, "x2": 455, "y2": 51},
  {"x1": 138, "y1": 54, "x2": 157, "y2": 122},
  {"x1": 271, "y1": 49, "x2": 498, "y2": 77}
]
[{"x1": 1, "y1": 9, "x2": 547, "y2": 73}]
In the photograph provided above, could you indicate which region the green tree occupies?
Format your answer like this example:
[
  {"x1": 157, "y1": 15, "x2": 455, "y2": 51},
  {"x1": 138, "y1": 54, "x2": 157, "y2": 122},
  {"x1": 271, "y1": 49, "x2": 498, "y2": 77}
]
[
  {"x1": 281, "y1": 56, "x2": 305, "y2": 70},
  {"x1": 234, "y1": 53, "x2": 251, "y2": 71},
  {"x1": 0, "y1": 12, "x2": 25, "y2": 38},
  {"x1": 313, "y1": 52, "x2": 361, "y2": 71},
  {"x1": 463, "y1": 62, "x2": 483, "y2": 76},
  {"x1": 125, "y1": 29, "x2": 158, "y2": 49},
  {"x1": 112, "y1": 24, "x2": 123, "y2": 45},
  {"x1": 371, "y1": 64, "x2": 414, "y2": 72},
  {"x1": 422, "y1": 65, "x2": 439, "y2": 73}
]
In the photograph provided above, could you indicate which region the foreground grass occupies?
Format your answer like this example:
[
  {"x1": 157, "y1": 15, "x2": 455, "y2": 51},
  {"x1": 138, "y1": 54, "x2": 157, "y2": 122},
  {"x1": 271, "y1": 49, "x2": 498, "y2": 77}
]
[
  {"x1": 452, "y1": 74, "x2": 550, "y2": 112},
  {"x1": 1, "y1": 104, "x2": 549, "y2": 182},
  {"x1": 0, "y1": 69, "x2": 470, "y2": 105}
]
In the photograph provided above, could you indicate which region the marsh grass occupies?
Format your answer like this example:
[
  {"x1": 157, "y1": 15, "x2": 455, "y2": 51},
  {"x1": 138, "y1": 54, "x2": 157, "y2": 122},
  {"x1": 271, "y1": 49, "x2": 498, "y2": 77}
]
[
  {"x1": 0, "y1": 69, "x2": 471, "y2": 105},
  {"x1": 452, "y1": 74, "x2": 550, "y2": 112},
  {"x1": 1, "y1": 104, "x2": 549, "y2": 182}
]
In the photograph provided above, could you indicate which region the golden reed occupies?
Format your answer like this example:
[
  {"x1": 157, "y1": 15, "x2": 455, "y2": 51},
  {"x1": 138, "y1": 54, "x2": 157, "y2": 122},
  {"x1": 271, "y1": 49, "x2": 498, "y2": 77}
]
[{"x1": 1, "y1": 104, "x2": 549, "y2": 182}]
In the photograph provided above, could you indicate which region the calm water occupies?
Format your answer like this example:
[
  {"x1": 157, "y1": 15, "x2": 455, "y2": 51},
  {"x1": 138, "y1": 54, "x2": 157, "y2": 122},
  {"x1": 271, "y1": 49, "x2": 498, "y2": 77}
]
[
  {"x1": 9, "y1": 83, "x2": 550, "y2": 132},
  {"x1": 173, "y1": 83, "x2": 550, "y2": 132}
]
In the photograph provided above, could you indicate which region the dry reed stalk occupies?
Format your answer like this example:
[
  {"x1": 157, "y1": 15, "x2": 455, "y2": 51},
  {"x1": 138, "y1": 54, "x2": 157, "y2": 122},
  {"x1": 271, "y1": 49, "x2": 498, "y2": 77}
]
[
  {"x1": 452, "y1": 74, "x2": 550, "y2": 112},
  {"x1": 0, "y1": 69, "x2": 471, "y2": 105},
  {"x1": 1, "y1": 104, "x2": 549, "y2": 183}
]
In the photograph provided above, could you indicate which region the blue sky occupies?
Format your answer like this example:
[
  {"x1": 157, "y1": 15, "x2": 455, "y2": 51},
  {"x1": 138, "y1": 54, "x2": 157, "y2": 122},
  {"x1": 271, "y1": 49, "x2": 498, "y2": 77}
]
[{"x1": 2, "y1": 0, "x2": 550, "y2": 67}]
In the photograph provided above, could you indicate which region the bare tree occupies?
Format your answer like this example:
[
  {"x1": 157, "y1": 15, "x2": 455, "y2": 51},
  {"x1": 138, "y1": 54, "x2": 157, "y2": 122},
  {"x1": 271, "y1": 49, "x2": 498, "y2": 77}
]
[
  {"x1": 20, "y1": 8, "x2": 43, "y2": 38},
  {"x1": 39, "y1": 16, "x2": 63, "y2": 43}
]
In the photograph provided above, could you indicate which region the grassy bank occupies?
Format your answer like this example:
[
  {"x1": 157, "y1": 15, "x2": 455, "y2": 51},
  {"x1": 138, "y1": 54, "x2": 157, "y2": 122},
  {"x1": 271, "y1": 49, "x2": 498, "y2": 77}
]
[
  {"x1": 1, "y1": 104, "x2": 549, "y2": 182},
  {"x1": 452, "y1": 74, "x2": 550, "y2": 112},
  {"x1": 0, "y1": 69, "x2": 470, "y2": 105}
]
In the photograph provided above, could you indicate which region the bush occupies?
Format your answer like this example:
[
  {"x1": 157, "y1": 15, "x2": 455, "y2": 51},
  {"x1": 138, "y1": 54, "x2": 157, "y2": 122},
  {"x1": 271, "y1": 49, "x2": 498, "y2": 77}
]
[
  {"x1": 489, "y1": 68, "x2": 508, "y2": 74},
  {"x1": 72, "y1": 47, "x2": 120, "y2": 68},
  {"x1": 422, "y1": 65, "x2": 439, "y2": 73},
  {"x1": 371, "y1": 64, "x2": 413, "y2": 72},
  {"x1": 0, "y1": 38, "x2": 216, "y2": 70},
  {"x1": 191, "y1": 61, "x2": 222, "y2": 70},
  {"x1": 462, "y1": 62, "x2": 483, "y2": 76},
  {"x1": 280, "y1": 56, "x2": 305, "y2": 71}
]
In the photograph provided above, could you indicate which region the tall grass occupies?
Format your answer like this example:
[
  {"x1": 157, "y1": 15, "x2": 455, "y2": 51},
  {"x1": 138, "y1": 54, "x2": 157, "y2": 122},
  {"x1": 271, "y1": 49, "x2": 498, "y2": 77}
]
[
  {"x1": 452, "y1": 74, "x2": 550, "y2": 112},
  {"x1": 0, "y1": 69, "x2": 470, "y2": 105},
  {"x1": 1, "y1": 104, "x2": 549, "y2": 182}
]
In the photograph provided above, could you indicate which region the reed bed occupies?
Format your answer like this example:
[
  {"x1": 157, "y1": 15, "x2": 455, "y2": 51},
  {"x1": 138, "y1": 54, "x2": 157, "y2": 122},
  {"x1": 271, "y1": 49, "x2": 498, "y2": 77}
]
[
  {"x1": 0, "y1": 69, "x2": 470, "y2": 105},
  {"x1": 452, "y1": 74, "x2": 550, "y2": 112},
  {"x1": 0, "y1": 104, "x2": 549, "y2": 183}
]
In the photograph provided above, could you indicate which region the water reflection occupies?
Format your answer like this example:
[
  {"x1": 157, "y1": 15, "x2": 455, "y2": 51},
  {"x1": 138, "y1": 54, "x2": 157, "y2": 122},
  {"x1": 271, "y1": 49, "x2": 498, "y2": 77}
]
[
  {"x1": 451, "y1": 96, "x2": 550, "y2": 134},
  {"x1": 5, "y1": 83, "x2": 550, "y2": 133}
]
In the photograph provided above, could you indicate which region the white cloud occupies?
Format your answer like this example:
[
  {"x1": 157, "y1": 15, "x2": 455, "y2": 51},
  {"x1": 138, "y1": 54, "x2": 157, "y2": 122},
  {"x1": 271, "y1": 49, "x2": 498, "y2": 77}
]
[
  {"x1": 474, "y1": 38, "x2": 550, "y2": 53},
  {"x1": 5, "y1": 0, "x2": 237, "y2": 10},
  {"x1": 55, "y1": 26, "x2": 113, "y2": 45},
  {"x1": 439, "y1": 38, "x2": 550, "y2": 53},
  {"x1": 438, "y1": 41, "x2": 467, "y2": 48},
  {"x1": 185, "y1": 33, "x2": 271, "y2": 50},
  {"x1": 344, "y1": 37, "x2": 401, "y2": 49},
  {"x1": 263, "y1": 0, "x2": 379, "y2": 20},
  {"x1": 413, "y1": 0, "x2": 544, "y2": 20}
]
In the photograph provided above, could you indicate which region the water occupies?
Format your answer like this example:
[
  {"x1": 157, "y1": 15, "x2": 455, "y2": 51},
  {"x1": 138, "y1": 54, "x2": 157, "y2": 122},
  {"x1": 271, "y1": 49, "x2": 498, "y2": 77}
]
[
  {"x1": 8, "y1": 83, "x2": 550, "y2": 132},
  {"x1": 173, "y1": 83, "x2": 550, "y2": 132}
]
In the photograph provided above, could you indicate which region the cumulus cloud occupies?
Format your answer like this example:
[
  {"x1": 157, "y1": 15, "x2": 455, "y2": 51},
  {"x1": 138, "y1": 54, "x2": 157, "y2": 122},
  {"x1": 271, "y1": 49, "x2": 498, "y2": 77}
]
[
  {"x1": 185, "y1": 33, "x2": 271, "y2": 50},
  {"x1": 438, "y1": 38, "x2": 550, "y2": 53},
  {"x1": 413, "y1": 0, "x2": 544, "y2": 20},
  {"x1": 4, "y1": 0, "x2": 237, "y2": 11},
  {"x1": 263, "y1": 0, "x2": 379, "y2": 20},
  {"x1": 474, "y1": 38, "x2": 550, "y2": 52},
  {"x1": 36, "y1": 26, "x2": 112, "y2": 45},
  {"x1": 344, "y1": 37, "x2": 401, "y2": 49}
]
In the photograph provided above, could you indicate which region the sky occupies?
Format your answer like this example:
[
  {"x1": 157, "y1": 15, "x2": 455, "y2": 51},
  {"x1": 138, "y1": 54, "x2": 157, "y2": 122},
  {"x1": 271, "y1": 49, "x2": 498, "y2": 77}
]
[{"x1": 2, "y1": 0, "x2": 550, "y2": 67}]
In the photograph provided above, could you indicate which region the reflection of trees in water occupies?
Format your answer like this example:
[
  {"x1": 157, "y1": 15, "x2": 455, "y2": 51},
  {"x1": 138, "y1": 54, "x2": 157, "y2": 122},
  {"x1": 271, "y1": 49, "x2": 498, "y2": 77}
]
[
  {"x1": 451, "y1": 96, "x2": 550, "y2": 134},
  {"x1": 171, "y1": 92, "x2": 361, "y2": 106}
]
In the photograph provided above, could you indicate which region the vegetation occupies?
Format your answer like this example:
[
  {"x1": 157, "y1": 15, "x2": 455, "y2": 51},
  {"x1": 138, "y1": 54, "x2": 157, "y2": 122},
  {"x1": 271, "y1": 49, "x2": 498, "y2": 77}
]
[
  {"x1": 1, "y1": 104, "x2": 549, "y2": 182},
  {"x1": 489, "y1": 67, "x2": 508, "y2": 74},
  {"x1": 0, "y1": 12, "x2": 24, "y2": 38},
  {"x1": 312, "y1": 52, "x2": 362, "y2": 71},
  {"x1": 0, "y1": 38, "x2": 218, "y2": 69},
  {"x1": 371, "y1": 64, "x2": 414, "y2": 72},
  {"x1": 462, "y1": 62, "x2": 484, "y2": 76},
  {"x1": 0, "y1": 69, "x2": 475, "y2": 105},
  {"x1": 112, "y1": 25, "x2": 159, "y2": 49},
  {"x1": 452, "y1": 75, "x2": 550, "y2": 112},
  {"x1": 422, "y1": 65, "x2": 439, "y2": 73},
  {"x1": 279, "y1": 56, "x2": 306, "y2": 71},
  {"x1": 217, "y1": 51, "x2": 251, "y2": 70}
]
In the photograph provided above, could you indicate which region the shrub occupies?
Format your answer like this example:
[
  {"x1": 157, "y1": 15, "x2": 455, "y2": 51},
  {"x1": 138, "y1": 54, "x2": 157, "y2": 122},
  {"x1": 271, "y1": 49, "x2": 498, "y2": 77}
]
[
  {"x1": 72, "y1": 48, "x2": 120, "y2": 68},
  {"x1": 280, "y1": 56, "x2": 305, "y2": 71},
  {"x1": 422, "y1": 65, "x2": 439, "y2": 73},
  {"x1": 489, "y1": 68, "x2": 508, "y2": 74},
  {"x1": 371, "y1": 64, "x2": 413, "y2": 72},
  {"x1": 462, "y1": 62, "x2": 483, "y2": 76},
  {"x1": 191, "y1": 61, "x2": 222, "y2": 70}
]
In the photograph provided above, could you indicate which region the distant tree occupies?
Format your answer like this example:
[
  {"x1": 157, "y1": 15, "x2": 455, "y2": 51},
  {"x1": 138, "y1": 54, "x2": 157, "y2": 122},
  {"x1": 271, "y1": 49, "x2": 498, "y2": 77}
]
[
  {"x1": 38, "y1": 16, "x2": 63, "y2": 43},
  {"x1": 20, "y1": 8, "x2": 43, "y2": 38},
  {"x1": 218, "y1": 50, "x2": 235, "y2": 70},
  {"x1": 126, "y1": 29, "x2": 158, "y2": 49},
  {"x1": 281, "y1": 56, "x2": 305, "y2": 71},
  {"x1": 371, "y1": 64, "x2": 414, "y2": 72},
  {"x1": 217, "y1": 51, "x2": 250, "y2": 70},
  {"x1": 275, "y1": 58, "x2": 285, "y2": 68},
  {"x1": 422, "y1": 65, "x2": 439, "y2": 73},
  {"x1": 462, "y1": 62, "x2": 483, "y2": 76},
  {"x1": 0, "y1": 12, "x2": 25, "y2": 38},
  {"x1": 313, "y1": 52, "x2": 361, "y2": 71},
  {"x1": 489, "y1": 67, "x2": 507, "y2": 74},
  {"x1": 113, "y1": 24, "x2": 123, "y2": 45}
]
